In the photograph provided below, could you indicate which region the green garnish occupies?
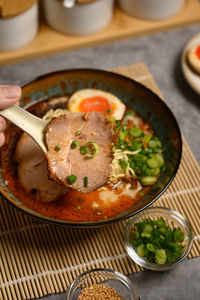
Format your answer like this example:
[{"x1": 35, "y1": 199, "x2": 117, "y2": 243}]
[
  {"x1": 155, "y1": 249, "x2": 167, "y2": 264},
  {"x1": 80, "y1": 146, "x2": 88, "y2": 154},
  {"x1": 114, "y1": 116, "x2": 165, "y2": 185},
  {"x1": 129, "y1": 126, "x2": 143, "y2": 138},
  {"x1": 174, "y1": 230, "x2": 185, "y2": 243},
  {"x1": 75, "y1": 130, "x2": 81, "y2": 136},
  {"x1": 54, "y1": 145, "x2": 61, "y2": 151},
  {"x1": 119, "y1": 130, "x2": 128, "y2": 141},
  {"x1": 119, "y1": 159, "x2": 128, "y2": 170},
  {"x1": 80, "y1": 142, "x2": 99, "y2": 158},
  {"x1": 84, "y1": 176, "x2": 88, "y2": 187},
  {"x1": 106, "y1": 108, "x2": 112, "y2": 114},
  {"x1": 78, "y1": 197, "x2": 83, "y2": 202},
  {"x1": 148, "y1": 140, "x2": 157, "y2": 148},
  {"x1": 86, "y1": 142, "x2": 99, "y2": 158},
  {"x1": 143, "y1": 135, "x2": 152, "y2": 143},
  {"x1": 130, "y1": 218, "x2": 185, "y2": 264},
  {"x1": 125, "y1": 110, "x2": 135, "y2": 116},
  {"x1": 71, "y1": 140, "x2": 79, "y2": 148},
  {"x1": 67, "y1": 175, "x2": 77, "y2": 184},
  {"x1": 108, "y1": 116, "x2": 116, "y2": 123},
  {"x1": 77, "y1": 205, "x2": 82, "y2": 210}
]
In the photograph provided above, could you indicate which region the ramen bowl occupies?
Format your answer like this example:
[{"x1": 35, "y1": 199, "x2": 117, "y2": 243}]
[{"x1": 0, "y1": 69, "x2": 182, "y2": 227}]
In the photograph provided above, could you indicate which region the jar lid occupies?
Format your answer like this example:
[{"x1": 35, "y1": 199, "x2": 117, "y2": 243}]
[{"x1": 0, "y1": 0, "x2": 37, "y2": 19}]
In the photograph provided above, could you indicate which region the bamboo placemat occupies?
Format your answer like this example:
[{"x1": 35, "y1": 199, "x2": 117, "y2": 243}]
[{"x1": 0, "y1": 62, "x2": 200, "y2": 300}]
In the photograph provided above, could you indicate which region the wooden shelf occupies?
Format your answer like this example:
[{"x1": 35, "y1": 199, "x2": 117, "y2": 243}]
[{"x1": 1, "y1": 0, "x2": 200, "y2": 66}]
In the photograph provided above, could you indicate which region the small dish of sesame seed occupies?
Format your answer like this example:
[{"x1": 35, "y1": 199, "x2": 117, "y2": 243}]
[{"x1": 66, "y1": 268, "x2": 139, "y2": 300}]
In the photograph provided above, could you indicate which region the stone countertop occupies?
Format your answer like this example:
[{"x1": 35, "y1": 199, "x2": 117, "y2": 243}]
[{"x1": 0, "y1": 23, "x2": 199, "y2": 300}]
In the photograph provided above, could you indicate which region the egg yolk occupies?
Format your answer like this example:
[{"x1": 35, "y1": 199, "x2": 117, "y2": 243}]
[
  {"x1": 195, "y1": 45, "x2": 200, "y2": 59},
  {"x1": 78, "y1": 96, "x2": 112, "y2": 115}
]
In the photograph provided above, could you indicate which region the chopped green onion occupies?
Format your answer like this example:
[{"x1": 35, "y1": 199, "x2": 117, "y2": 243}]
[
  {"x1": 156, "y1": 154, "x2": 164, "y2": 167},
  {"x1": 141, "y1": 232, "x2": 151, "y2": 238},
  {"x1": 148, "y1": 140, "x2": 157, "y2": 148},
  {"x1": 155, "y1": 249, "x2": 167, "y2": 264},
  {"x1": 109, "y1": 116, "x2": 116, "y2": 123},
  {"x1": 143, "y1": 135, "x2": 152, "y2": 143},
  {"x1": 147, "y1": 243, "x2": 155, "y2": 252},
  {"x1": 151, "y1": 168, "x2": 160, "y2": 176},
  {"x1": 84, "y1": 176, "x2": 88, "y2": 187},
  {"x1": 119, "y1": 130, "x2": 128, "y2": 141},
  {"x1": 119, "y1": 159, "x2": 128, "y2": 170},
  {"x1": 77, "y1": 205, "x2": 82, "y2": 210},
  {"x1": 54, "y1": 145, "x2": 61, "y2": 151},
  {"x1": 106, "y1": 108, "x2": 112, "y2": 114},
  {"x1": 132, "y1": 231, "x2": 140, "y2": 240},
  {"x1": 125, "y1": 110, "x2": 135, "y2": 116},
  {"x1": 143, "y1": 224, "x2": 153, "y2": 234},
  {"x1": 129, "y1": 218, "x2": 185, "y2": 264},
  {"x1": 129, "y1": 126, "x2": 142, "y2": 138},
  {"x1": 174, "y1": 230, "x2": 185, "y2": 243},
  {"x1": 80, "y1": 146, "x2": 88, "y2": 154},
  {"x1": 85, "y1": 142, "x2": 99, "y2": 158},
  {"x1": 78, "y1": 197, "x2": 83, "y2": 202},
  {"x1": 146, "y1": 158, "x2": 159, "y2": 169},
  {"x1": 71, "y1": 140, "x2": 79, "y2": 148},
  {"x1": 75, "y1": 130, "x2": 81, "y2": 136},
  {"x1": 67, "y1": 175, "x2": 77, "y2": 184},
  {"x1": 141, "y1": 176, "x2": 157, "y2": 185},
  {"x1": 156, "y1": 218, "x2": 166, "y2": 228},
  {"x1": 136, "y1": 245, "x2": 144, "y2": 257}
]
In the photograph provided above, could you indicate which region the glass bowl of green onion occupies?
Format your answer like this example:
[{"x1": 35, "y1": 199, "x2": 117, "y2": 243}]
[{"x1": 124, "y1": 206, "x2": 193, "y2": 271}]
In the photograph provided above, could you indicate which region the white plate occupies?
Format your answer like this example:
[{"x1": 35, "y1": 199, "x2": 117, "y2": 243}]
[{"x1": 181, "y1": 33, "x2": 200, "y2": 94}]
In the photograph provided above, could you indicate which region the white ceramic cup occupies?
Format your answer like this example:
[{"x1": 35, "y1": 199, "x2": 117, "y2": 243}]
[
  {"x1": 42, "y1": 0, "x2": 114, "y2": 35},
  {"x1": 0, "y1": 3, "x2": 38, "y2": 52},
  {"x1": 117, "y1": 0, "x2": 185, "y2": 21}
]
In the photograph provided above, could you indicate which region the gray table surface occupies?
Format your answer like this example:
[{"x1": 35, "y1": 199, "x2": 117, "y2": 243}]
[{"x1": 0, "y1": 23, "x2": 200, "y2": 300}]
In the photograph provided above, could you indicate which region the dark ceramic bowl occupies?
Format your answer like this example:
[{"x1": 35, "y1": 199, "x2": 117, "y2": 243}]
[{"x1": 0, "y1": 69, "x2": 182, "y2": 227}]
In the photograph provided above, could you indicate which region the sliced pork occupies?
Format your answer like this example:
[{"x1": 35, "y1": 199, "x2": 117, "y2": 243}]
[
  {"x1": 15, "y1": 133, "x2": 67, "y2": 203},
  {"x1": 45, "y1": 111, "x2": 115, "y2": 193}
]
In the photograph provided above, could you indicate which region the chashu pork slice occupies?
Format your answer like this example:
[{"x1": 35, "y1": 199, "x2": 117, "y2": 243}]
[
  {"x1": 15, "y1": 133, "x2": 68, "y2": 203},
  {"x1": 45, "y1": 111, "x2": 115, "y2": 193}
]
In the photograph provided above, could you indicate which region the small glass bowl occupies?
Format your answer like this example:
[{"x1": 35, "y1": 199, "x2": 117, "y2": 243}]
[
  {"x1": 66, "y1": 268, "x2": 139, "y2": 299},
  {"x1": 124, "y1": 206, "x2": 194, "y2": 271}
]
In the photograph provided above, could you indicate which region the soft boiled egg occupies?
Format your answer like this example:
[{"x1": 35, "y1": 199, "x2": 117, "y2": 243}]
[
  {"x1": 68, "y1": 89, "x2": 126, "y2": 120},
  {"x1": 187, "y1": 45, "x2": 200, "y2": 75}
]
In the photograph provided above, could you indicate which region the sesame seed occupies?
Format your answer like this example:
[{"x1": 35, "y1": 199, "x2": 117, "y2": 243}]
[{"x1": 77, "y1": 283, "x2": 124, "y2": 300}]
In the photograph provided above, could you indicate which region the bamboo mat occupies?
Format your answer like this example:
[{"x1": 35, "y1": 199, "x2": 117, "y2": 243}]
[{"x1": 0, "y1": 62, "x2": 200, "y2": 300}]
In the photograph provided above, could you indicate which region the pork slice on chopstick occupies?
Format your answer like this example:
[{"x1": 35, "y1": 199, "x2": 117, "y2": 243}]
[{"x1": 45, "y1": 111, "x2": 115, "y2": 193}]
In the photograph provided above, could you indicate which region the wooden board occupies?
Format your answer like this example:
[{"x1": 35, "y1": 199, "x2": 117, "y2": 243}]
[{"x1": 0, "y1": 0, "x2": 200, "y2": 66}]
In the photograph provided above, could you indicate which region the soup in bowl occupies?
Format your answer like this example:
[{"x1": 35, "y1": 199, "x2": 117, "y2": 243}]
[{"x1": 0, "y1": 69, "x2": 182, "y2": 227}]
